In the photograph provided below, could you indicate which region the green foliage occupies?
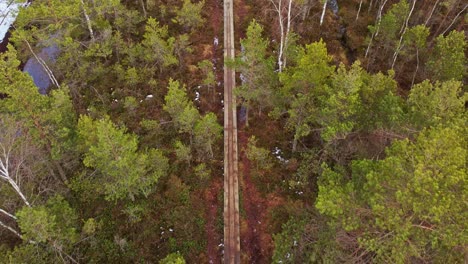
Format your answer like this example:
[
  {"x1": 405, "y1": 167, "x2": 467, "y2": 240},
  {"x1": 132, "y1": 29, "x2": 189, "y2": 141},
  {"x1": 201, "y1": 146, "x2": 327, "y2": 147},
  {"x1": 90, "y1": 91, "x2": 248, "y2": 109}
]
[
  {"x1": 428, "y1": 30, "x2": 466, "y2": 81},
  {"x1": 77, "y1": 115, "x2": 168, "y2": 201},
  {"x1": 408, "y1": 80, "x2": 466, "y2": 128},
  {"x1": 404, "y1": 25, "x2": 430, "y2": 50},
  {"x1": 281, "y1": 54, "x2": 403, "y2": 144},
  {"x1": 174, "y1": 140, "x2": 192, "y2": 165},
  {"x1": 272, "y1": 212, "x2": 350, "y2": 264},
  {"x1": 272, "y1": 217, "x2": 308, "y2": 263},
  {"x1": 358, "y1": 70, "x2": 404, "y2": 130},
  {"x1": 279, "y1": 39, "x2": 335, "y2": 147},
  {"x1": 194, "y1": 163, "x2": 211, "y2": 182},
  {"x1": 319, "y1": 63, "x2": 363, "y2": 140},
  {"x1": 280, "y1": 39, "x2": 334, "y2": 96},
  {"x1": 164, "y1": 79, "x2": 200, "y2": 137},
  {"x1": 83, "y1": 218, "x2": 97, "y2": 235},
  {"x1": 1, "y1": 243, "x2": 53, "y2": 264},
  {"x1": 368, "y1": 0, "x2": 409, "y2": 51},
  {"x1": 197, "y1": 60, "x2": 216, "y2": 88},
  {"x1": 0, "y1": 45, "x2": 76, "y2": 161},
  {"x1": 159, "y1": 252, "x2": 186, "y2": 264},
  {"x1": 16, "y1": 196, "x2": 78, "y2": 245},
  {"x1": 194, "y1": 113, "x2": 222, "y2": 159},
  {"x1": 246, "y1": 136, "x2": 273, "y2": 171},
  {"x1": 236, "y1": 20, "x2": 277, "y2": 121},
  {"x1": 175, "y1": 0, "x2": 205, "y2": 30},
  {"x1": 141, "y1": 17, "x2": 178, "y2": 68},
  {"x1": 316, "y1": 123, "x2": 468, "y2": 262},
  {"x1": 288, "y1": 151, "x2": 320, "y2": 195}
]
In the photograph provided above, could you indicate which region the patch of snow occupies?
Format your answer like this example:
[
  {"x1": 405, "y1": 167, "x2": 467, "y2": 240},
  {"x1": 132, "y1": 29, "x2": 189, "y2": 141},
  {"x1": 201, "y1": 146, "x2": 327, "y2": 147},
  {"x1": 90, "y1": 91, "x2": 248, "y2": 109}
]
[
  {"x1": 0, "y1": 1, "x2": 26, "y2": 43},
  {"x1": 272, "y1": 147, "x2": 287, "y2": 162},
  {"x1": 240, "y1": 73, "x2": 247, "y2": 83},
  {"x1": 23, "y1": 44, "x2": 60, "y2": 94}
]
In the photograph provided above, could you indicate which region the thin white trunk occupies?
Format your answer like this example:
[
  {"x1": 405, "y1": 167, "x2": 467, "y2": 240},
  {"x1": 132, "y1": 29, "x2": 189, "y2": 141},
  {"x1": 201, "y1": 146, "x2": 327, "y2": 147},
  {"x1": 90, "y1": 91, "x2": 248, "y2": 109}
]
[
  {"x1": 441, "y1": 4, "x2": 468, "y2": 35},
  {"x1": 368, "y1": 0, "x2": 373, "y2": 13},
  {"x1": 320, "y1": 1, "x2": 327, "y2": 25},
  {"x1": 411, "y1": 48, "x2": 419, "y2": 87},
  {"x1": 356, "y1": 0, "x2": 363, "y2": 20},
  {"x1": 424, "y1": 0, "x2": 440, "y2": 26},
  {"x1": 0, "y1": 146, "x2": 31, "y2": 207},
  {"x1": 80, "y1": 0, "x2": 95, "y2": 41},
  {"x1": 0, "y1": 220, "x2": 22, "y2": 238},
  {"x1": 0, "y1": 208, "x2": 16, "y2": 219},
  {"x1": 139, "y1": 0, "x2": 148, "y2": 18},
  {"x1": 374, "y1": 0, "x2": 389, "y2": 37},
  {"x1": 270, "y1": 0, "x2": 295, "y2": 72},
  {"x1": 272, "y1": 0, "x2": 285, "y2": 72},
  {"x1": 365, "y1": 0, "x2": 388, "y2": 58},
  {"x1": 284, "y1": 0, "x2": 292, "y2": 69},
  {"x1": 24, "y1": 39, "x2": 60, "y2": 88},
  {"x1": 245, "y1": 106, "x2": 249, "y2": 127},
  {"x1": 391, "y1": 0, "x2": 416, "y2": 69}
]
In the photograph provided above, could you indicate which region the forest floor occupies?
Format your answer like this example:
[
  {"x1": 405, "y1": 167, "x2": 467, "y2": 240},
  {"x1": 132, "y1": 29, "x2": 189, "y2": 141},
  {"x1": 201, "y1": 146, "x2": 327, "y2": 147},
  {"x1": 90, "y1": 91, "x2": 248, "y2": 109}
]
[
  {"x1": 205, "y1": 178, "x2": 223, "y2": 263},
  {"x1": 204, "y1": 0, "x2": 224, "y2": 262},
  {"x1": 239, "y1": 127, "x2": 272, "y2": 263}
]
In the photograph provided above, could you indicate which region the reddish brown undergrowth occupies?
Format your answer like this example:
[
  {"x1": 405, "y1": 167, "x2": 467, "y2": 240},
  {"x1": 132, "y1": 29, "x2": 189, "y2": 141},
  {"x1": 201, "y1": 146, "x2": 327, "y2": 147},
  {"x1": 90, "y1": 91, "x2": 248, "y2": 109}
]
[{"x1": 239, "y1": 127, "x2": 273, "y2": 263}]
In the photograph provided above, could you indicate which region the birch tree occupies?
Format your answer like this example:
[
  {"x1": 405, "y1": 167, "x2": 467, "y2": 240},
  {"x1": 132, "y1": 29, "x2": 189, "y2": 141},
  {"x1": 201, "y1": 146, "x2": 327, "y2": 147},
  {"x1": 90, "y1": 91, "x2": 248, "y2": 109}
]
[
  {"x1": 0, "y1": 45, "x2": 76, "y2": 184},
  {"x1": 391, "y1": 0, "x2": 416, "y2": 69},
  {"x1": 268, "y1": 0, "x2": 299, "y2": 72}
]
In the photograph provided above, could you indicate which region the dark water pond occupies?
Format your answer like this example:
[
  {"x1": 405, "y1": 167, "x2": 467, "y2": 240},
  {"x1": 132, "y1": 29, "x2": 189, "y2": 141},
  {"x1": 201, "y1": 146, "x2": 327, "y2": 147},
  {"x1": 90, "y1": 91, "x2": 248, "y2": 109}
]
[
  {"x1": 2, "y1": 0, "x2": 55, "y2": 94},
  {"x1": 23, "y1": 45, "x2": 59, "y2": 94}
]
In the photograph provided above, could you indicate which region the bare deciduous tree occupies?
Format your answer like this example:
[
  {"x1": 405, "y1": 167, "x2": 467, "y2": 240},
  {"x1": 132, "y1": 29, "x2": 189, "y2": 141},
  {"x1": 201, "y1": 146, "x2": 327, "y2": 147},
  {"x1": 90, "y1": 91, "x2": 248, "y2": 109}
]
[{"x1": 268, "y1": 0, "x2": 301, "y2": 72}]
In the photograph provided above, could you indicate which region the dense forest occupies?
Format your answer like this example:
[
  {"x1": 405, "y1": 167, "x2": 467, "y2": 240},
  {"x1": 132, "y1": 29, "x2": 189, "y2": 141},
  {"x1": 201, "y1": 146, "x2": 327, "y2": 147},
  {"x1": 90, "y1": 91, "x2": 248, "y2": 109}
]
[{"x1": 0, "y1": 0, "x2": 466, "y2": 263}]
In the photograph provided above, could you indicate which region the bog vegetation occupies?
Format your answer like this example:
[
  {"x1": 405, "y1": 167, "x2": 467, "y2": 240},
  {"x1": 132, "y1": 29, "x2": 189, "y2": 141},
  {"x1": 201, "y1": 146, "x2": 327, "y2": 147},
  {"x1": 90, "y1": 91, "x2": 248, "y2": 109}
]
[{"x1": 0, "y1": 0, "x2": 466, "y2": 263}]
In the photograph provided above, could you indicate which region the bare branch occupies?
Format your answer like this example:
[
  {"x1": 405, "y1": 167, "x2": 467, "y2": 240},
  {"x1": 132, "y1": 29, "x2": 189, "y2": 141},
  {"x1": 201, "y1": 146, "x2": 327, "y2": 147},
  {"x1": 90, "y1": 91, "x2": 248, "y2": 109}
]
[
  {"x1": 441, "y1": 4, "x2": 468, "y2": 36},
  {"x1": 0, "y1": 219, "x2": 22, "y2": 239},
  {"x1": 0, "y1": 208, "x2": 17, "y2": 219},
  {"x1": 79, "y1": 0, "x2": 95, "y2": 41}
]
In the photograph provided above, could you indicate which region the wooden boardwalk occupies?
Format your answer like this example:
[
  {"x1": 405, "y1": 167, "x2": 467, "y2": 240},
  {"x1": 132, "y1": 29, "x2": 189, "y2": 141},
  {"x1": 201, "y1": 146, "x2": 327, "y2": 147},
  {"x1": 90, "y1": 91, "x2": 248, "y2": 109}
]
[{"x1": 223, "y1": 0, "x2": 240, "y2": 262}]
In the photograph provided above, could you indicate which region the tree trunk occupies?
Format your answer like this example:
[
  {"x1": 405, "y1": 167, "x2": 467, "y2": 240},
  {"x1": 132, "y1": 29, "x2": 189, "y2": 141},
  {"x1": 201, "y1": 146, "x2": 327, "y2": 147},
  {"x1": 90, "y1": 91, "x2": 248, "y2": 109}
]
[
  {"x1": 391, "y1": 0, "x2": 416, "y2": 69},
  {"x1": 365, "y1": 0, "x2": 389, "y2": 58},
  {"x1": 356, "y1": 0, "x2": 363, "y2": 20},
  {"x1": 411, "y1": 47, "x2": 419, "y2": 87},
  {"x1": 139, "y1": 0, "x2": 148, "y2": 18},
  {"x1": 441, "y1": 3, "x2": 467, "y2": 35},
  {"x1": 320, "y1": 1, "x2": 327, "y2": 25},
  {"x1": 24, "y1": 39, "x2": 60, "y2": 88},
  {"x1": 245, "y1": 106, "x2": 249, "y2": 127},
  {"x1": 425, "y1": 0, "x2": 440, "y2": 26},
  {"x1": 79, "y1": 0, "x2": 95, "y2": 41},
  {"x1": 292, "y1": 137, "x2": 297, "y2": 152}
]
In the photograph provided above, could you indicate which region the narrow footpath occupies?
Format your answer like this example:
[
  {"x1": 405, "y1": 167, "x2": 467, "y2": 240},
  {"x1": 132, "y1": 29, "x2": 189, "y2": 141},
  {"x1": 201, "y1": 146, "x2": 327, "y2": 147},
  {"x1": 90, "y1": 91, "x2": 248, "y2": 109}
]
[{"x1": 223, "y1": 0, "x2": 240, "y2": 262}]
